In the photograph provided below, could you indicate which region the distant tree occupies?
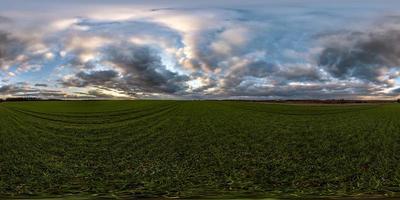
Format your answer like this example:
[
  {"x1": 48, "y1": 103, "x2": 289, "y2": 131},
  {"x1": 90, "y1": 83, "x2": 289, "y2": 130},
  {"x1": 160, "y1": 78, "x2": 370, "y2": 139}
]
[
  {"x1": 397, "y1": 99, "x2": 400, "y2": 103},
  {"x1": 5, "y1": 97, "x2": 42, "y2": 102}
]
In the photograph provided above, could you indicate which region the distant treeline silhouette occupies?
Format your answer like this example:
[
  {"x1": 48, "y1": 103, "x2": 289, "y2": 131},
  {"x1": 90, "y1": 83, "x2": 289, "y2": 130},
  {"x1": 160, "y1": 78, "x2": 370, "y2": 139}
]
[
  {"x1": 0, "y1": 97, "x2": 63, "y2": 102},
  {"x1": 227, "y1": 99, "x2": 399, "y2": 104},
  {"x1": 0, "y1": 98, "x2": 399, "y2": 103}
]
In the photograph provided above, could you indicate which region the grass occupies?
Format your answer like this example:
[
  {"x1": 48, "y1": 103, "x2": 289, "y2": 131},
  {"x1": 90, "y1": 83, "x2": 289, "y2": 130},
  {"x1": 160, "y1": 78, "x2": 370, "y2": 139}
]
[{"x1": 1, "y1": 100, "x2": 400, "y2": 199}]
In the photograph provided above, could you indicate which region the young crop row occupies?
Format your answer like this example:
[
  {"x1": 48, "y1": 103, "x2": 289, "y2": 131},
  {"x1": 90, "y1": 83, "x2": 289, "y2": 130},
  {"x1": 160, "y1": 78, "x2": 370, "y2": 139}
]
[{"x1": 1, "y1": 101, "x2": 400, "y2": 198}]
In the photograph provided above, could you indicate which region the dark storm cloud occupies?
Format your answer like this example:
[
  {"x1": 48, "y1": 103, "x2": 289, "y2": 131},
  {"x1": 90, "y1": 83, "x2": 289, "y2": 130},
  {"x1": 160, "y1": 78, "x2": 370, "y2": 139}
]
[
  {"x1": 60, "y1": 70, "x2": 119, "y2": 87},
  {"x1": 0, "y1": 85, "x2": 12, "y2": 93},
  {"x1": 34, "y1": 83, "x2": 48, "y2": 87},
  {"x1": 0, "y1": 83, "x2": 37, "y2": 94},
  {"x1": 392, "y1": 87, "x2": 400, "y2": 94},
  {"x1": 223, "y1": 81, "x2": 383, "y2": 99},
  {"x1": 0, "y1": 16, "x2": 11, "y2": 23},
  {"x1": 220, "y1": 60, "x2": 324, "y2": 93},
  {"x1": 104, "y1": 43, "x2": 189, "y2": 94},
  {"x1": 276, "y1": 65, "x2": 324, "y2": 83},
  {"x1": 318, "y1": 28, "x2": 400, "y2": 84},
  {"x1": 59, "y1": 43, "x2": 189, "y2": 96},
  {"x1": 220, "y1": 60, "x2": 276, "y2": 90},
  {"x1": 77, "y1": 70, "x2": 119, "y2": 85},
  {"x1": 244, "y1": 61, "x2": 277, "y2": 77},
  {"x1": 1, "y1": 2, "x2": 400, "y2": 99},
  {"x1": 72, "y1": 90, "x2": 116, "y2": 98},
  {"x1": 87, "y1": 89, "x2": 115, "y2": 98},
  {"x1": 0, "y1": 83, "x2": 65, "y2": 97},
  {"x1": 0, "y1": 31, "x2": 27, "y2": 70},
  {"x1": 0, "y1": 20, "x2": 51, "y2": 72},
  {"x1": 11, "y1": 91, "x2": 66, "y2": 98}
]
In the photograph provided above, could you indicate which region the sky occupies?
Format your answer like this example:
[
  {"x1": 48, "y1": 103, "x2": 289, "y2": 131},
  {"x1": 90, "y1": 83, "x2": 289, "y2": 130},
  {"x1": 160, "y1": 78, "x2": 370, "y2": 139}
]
[{"x1": 1, "y1": 0, "x2": 400, "y2": 99}]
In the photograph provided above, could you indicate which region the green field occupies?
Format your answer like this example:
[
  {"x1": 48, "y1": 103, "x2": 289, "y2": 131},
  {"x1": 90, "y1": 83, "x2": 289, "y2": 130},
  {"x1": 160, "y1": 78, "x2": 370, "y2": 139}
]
[{"x1": 1, "y1": 101, "x2": 400, "y2": 199}]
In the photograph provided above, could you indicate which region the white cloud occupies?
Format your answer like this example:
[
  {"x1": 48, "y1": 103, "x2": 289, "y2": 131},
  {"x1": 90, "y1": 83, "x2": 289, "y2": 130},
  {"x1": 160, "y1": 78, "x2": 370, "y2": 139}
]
[{"x1": 1, "y1": 1, "x2": 400, "y2": 99}]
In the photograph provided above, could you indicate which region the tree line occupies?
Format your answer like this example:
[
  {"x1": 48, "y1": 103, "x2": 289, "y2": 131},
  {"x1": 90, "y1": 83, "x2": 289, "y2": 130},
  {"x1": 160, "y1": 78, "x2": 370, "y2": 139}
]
[
  {"x1": 0, "y1": 97, "x2": 63, "y2": 102},
  {"x1": 1, "y1": 98, "x2": 400, "y2": 103}
]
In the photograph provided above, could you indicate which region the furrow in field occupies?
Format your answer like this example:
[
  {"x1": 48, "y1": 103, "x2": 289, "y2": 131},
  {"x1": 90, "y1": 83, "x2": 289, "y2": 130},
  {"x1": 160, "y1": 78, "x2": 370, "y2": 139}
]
[
  {"x1": 49, "y1": 105, "x2": 181, "y2": 190},
  {"x1": 214, "y1": 102, "x2": 382, "y2": 131},
  {"x1": 108, "y1": 107, "x2": 179, "y2": 148},
  {"x1": 7, "y1": 102, "x2": 172, "y2": 118},
  {"x1": 4, "y1": 105, "x2": 155, "y2": 124},
  {"x1": 219, "y1": 101, "x2": 382, "y2": 116},
  {"x1": 2, "y1": 103, "x2": 180, "y2": 142},
  {"x1": 62, "y1": 103, "x2": 179, "y2": 141},
  {"x1": 101, "y1": 109, "x2": 179, "y2": 173},
  {"x1": 4, "y1": 103, "x2": 177, "y2": 125},
  {"x1": 213, "y1": 103, "x2": 330, "y2": 131},
  {"x1": 2, "y1": 101, "x2": 400, "y2": 198},
  {"x1": 98, "y1": 104, "x2": 180, "y2": 142},
  {"x1": 0, "y1": 106, "x2": 62, "y2": 156}
]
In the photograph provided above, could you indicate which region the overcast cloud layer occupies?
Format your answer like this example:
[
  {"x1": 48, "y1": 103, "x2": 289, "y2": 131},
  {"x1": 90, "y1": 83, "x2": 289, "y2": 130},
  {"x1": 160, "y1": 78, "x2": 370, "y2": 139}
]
[{"x1": 1, "y1": 0, "x2": 400, "y2": 99}]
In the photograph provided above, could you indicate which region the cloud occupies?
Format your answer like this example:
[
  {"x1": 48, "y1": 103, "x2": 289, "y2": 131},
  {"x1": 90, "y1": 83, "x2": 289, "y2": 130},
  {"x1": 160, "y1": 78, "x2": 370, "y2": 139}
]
[
  {"x1": 276, "y1": 64, "x2": 324, "y2": 83},
  {"x1": 317, "y1": 22, "x2": 400, "y2": 86},
  {"x1": 34, "y1": 83, "x2": 48, "y2": 87},
  {"x1": 60, "y1": 70, "x2": 119, "y2": 87},
  {"x1": 103, "y1": 43, "x2": 189, "y2": 94},
  {"x1": 0, "y1": 85, "x2": 12, "y2": 93},
  {"x1": 0, "y1": 82, "x2": 66, "y2": 98},
  {"x1": 50, "y1": 11, "x2": 400, "y2": 99},
  {"x1": 391, "y1": 87, "x2": 400, "y2": 95},
  {"x1": 0, "y1": 25, "x2": 52, "y2": 73},
  {"x1": 87, "y1": 89, "x2": 115, "y2": 98},
  {"x1": 0, "y1": 16, "x2": 11, "y2": 24},
  {"x1": 220, "y1": 80, "x2": 386, "y2": 99},
  {"x1": 1, "y1": 3, "x2": 400, "y2": 99},
  {"x1": 59, "y1": 43, "x2": 189, "y2": 97},
  {"x1": 0, "y1": 31, "x2": 27, "y2": 70},
  {"x1": 72, "y1": 89, "x2": 118, "y2": 98}
]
